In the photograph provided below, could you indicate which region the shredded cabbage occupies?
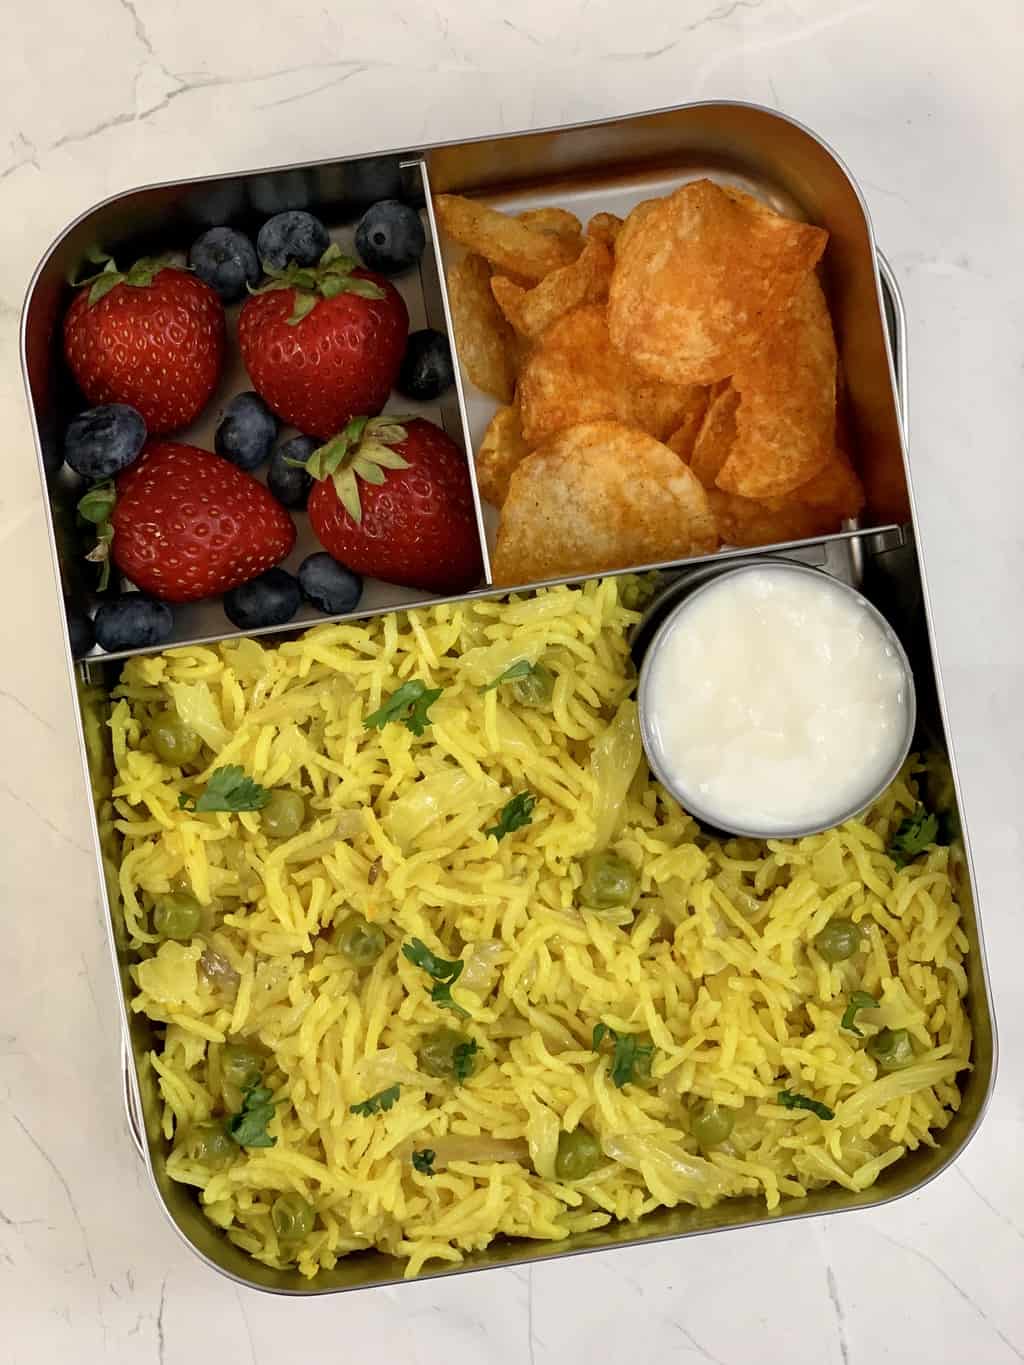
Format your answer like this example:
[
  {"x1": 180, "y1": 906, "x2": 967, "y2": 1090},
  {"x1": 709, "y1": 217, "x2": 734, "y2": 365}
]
[
  {"x1": 384, "y1": 769, "x2": 501, "y2": 852},
  {"x1": 167, "y1": 681, "x2": 231, "y2": 752},
  {"x1": 835, "y1": 1057, "x2": 963, "y2": 1126},
  {"x1": 603, "y1": 1132, "x2": 732, "y2": 1207},
  {"x1": 591, "y1": 700, "x2": 642, "y2": 849}
]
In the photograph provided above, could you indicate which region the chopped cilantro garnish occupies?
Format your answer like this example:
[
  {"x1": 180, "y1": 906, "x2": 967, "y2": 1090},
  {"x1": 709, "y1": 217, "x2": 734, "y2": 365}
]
[
  {"x1": 887, "y1": 805, "x2": 940, "y2": 869},
  {"x1": 412, "y1": 1148, "x2": 436, "y2": 1176},
  {"x1": 486, "y1": 792, "x2": 536, "y2": 842},
  {"x1": 402, "y1": 938, "x2": 468, "y2": 1018},
  {"x1": 841, "y1": 990, "x2": 879, "y2": 1037},
  {"x1": 778, "y1": 1089, "x2": 834, "y2": 1121},
  {"x1": 481, "y1": 659, "x2": 536, "y2": 692},
  {"x1": 178, "y1": 765, "x2": 271, "y2": 813},
  {"x1": 227, "y1": 1085, "x2": 277, "y2": 1148},
  {"x1": 363, "y1": 680, "x2": 442, "y2": 736},
  {"x1": 452, "y1": 1039, "x2": 479, "y2": 1083},
  {"x1": 592, "y1": 1022, "x2": 654, "y2": 1089},
  {"x1": 349, "y1": 1084, "x2": 401, "y2": 1117}
]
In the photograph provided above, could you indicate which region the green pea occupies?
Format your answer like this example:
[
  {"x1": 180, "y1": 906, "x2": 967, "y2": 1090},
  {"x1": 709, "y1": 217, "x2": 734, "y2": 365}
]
[
  {"x1": 417, "y1": 1027, "x2": 477, "y2": 1080},
  {"x1": 579, "y1": 851, "x2": 639, "y2": 910},
  {"x1": 511, "y1": 663, "x2": 555, "y2": 707},
  {"x1": 690, "y1": 1102, "x2": 735, "y2": 1149},
  {"x1": 150, "y1": 711, "x2": 203, "y2": 766},
  {"x1": 271, "y1": 1193, "x2": 314, "y2": 1242},
  {"x1": 867, "y1": 1027, "x2": 915, "y2": 1071},
  {"x1": 221, "y1": 1043, "x2": 264, "y2": 1091},
  {"x1": 153, "y1": 892, "x2": 202, "y2": 940},
  {"x1": 261, "y1": 789, "x2": 306, "y2": 840},
  {"x1": 183, "y1": 1121, "x2": 235, "y2": 1170},
  {"x1": 814, "y1": 918, "x2": 862, "y2": 964},
  {"x1": 555, "y1": 1128, "x2": 603, "y2": 1181},
  {"x1": 333, "y1": 913, "x2": 386, "y2": 967}
]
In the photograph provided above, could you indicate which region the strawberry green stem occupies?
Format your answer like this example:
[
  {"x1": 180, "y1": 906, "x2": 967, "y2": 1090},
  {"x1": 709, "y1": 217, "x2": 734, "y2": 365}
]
[{"x1": 303, "y1": 416, "x2": 411, "y2": 524}]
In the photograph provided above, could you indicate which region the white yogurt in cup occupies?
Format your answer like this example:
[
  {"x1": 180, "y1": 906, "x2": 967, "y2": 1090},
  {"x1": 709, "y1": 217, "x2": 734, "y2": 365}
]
[{"x1": 638, "y1": 562, "x2": 915, "y2": 837}]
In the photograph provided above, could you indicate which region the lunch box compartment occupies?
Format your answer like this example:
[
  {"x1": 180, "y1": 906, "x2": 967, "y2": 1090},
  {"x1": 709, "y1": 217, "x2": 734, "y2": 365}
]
[{"x1": 22, "y1": 104, "x2": 996, "y2": 1295}]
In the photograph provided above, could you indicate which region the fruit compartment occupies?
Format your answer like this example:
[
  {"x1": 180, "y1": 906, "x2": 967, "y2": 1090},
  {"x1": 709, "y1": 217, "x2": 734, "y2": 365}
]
[{"x1": 24, "y1": 154, "x2": 493, "y2": 662}]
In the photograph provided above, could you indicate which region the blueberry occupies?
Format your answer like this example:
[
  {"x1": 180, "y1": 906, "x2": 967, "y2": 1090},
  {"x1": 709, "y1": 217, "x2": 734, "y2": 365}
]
[
  {"x1": 354, "y1": 201, "x2": 425, "y2": 276},
  {"x1": 66, "y1": 604, "x2": 95, "y2": 659},
  {"x1": 94, "y1": 594, "x2": 173, "y2": 652},
  {"x1": 344, "y1": 157, "x2": 404, "y2": 211},
  {"x1": 64, "y1": 404, "x2": 147, "y2": 480},
  {"x1": 267, "y1": 435, "x2": 318, "y2": 509},
  {"x1": 223, "y1": 568, "x2": 302, "y2": 630},
  {"x1": 215, "y1": 392, "x2": 278, "y2": 471},
  {"x1": 397, "y1": 329, "x2": 455, "y2": 402},
  {"x1": 257, "y1": 211, "x2": 329, "y2": 271},
  {"x1": 188, "y1": 227, "x2": 260, "y2": 304},
  {"x1": 249, "y1": 170, "x2": 311, "y2": 217},
  {"x1": 298, "y1": 553, "x2": 363, "y2": 616}
]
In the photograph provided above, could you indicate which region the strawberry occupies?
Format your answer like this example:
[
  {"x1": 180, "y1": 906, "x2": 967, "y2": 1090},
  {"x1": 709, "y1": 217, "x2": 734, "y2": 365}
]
[
  {"x1": 63, "y1": 252, "x2": 225, "y2": 434},
  {"x1": 90, "y1": 442, "x2": 296, "y2": 602},
  {"x1": 238, "y1": 244, "x2": 408, "y2": 439},
  {"x1": 307, "y1": 417, "x2": 482, "y2": 594}
]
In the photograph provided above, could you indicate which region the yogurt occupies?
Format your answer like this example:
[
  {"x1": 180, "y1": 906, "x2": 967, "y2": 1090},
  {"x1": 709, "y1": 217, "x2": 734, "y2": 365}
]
[{"x1": 639, "y1": 564, "x2": 914, "y2": 836}]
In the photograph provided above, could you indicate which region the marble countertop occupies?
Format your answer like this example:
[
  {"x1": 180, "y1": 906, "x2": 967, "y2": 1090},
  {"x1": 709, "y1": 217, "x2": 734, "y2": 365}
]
[{"x1": 3, "y1": 0, "x2": 1022, "y2": 1360}]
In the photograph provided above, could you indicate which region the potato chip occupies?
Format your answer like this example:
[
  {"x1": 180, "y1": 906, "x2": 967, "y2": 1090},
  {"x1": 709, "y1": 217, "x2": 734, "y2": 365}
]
[
  {"x1": 586, "y1": 211, "x2": 624, "y2": 247},
  {"x1": 491, "y1": 421, "x2": 718, "y2": 585},
  {"x1": 607, "y1": 178, "x2": 828, "y2": 386},
  {"x1": 475, "y1": 403, "x2": 531, "y2": 507},
  {"x1": 666, "y1": 384, "x2": 715, "y2": 469},
  {"x1": 708, "y1": 490, "x2": 844, "y2": 548},
  {"x1": 518, "y1": 206, "x2": 583, "y2": 243},
  {"x1": 518, "y1": 304, "x2": 708, "y2": 447},
  {"x1": 446, "y1": 253, "x2": 516, "y2": 403},
  {"x1": 490, "y1": 239, "x2": 613, "y2": 341},
  {"x1": 787, "y1": 445, "x2": 865, "y2": 517},
  {"x1": 435, "y1": 195, "x2": 580, "y2": 282},
  {"x1": 715, "y1": 273, "x2": 837, "y2": 498}
]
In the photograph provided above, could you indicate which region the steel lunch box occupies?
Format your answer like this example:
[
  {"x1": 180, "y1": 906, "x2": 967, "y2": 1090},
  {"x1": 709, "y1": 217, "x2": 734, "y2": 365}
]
[{"x1": 21, "y1": 100, "x2": 996, "y2": 1294}]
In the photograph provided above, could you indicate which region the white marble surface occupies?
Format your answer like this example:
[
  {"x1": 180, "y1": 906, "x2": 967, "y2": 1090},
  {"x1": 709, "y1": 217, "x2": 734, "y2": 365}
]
[{"x1": 2, "y1": 0, "x2": 1023, "y2": 1360}]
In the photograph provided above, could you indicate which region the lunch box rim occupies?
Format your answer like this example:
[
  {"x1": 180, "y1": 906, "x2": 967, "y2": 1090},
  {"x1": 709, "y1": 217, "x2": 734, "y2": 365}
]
[{"x1": 18, "y1": 100, "x2": 999, "y2": 1295}]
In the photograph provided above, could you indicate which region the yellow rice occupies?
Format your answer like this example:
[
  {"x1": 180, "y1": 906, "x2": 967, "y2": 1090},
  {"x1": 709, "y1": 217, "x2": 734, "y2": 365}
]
[{"x1": 109, "y1": 577, "x2": 971, "y2": 1278}]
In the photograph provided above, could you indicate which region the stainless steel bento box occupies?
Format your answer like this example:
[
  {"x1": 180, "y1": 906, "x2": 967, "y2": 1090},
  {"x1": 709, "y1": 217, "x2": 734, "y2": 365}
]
[{"x1": 21, "y1": 101, "x2": 996, "y2": 1294}]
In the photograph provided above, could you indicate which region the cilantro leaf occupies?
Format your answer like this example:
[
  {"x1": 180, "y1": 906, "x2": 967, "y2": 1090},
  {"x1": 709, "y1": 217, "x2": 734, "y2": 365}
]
[
  {"x1": 592, "y1": 1022, "x2": 654, "y2": 1089},
  {"x1": 841, "y1": 990, "x2": 879, "y2": 1037},
  {"x1": 486, "y1": 792, "x2": 536, "y2": 842},
  {"x1": 178, "y1": 765, "x2": 271, "y2": 813},
  {"x1": 778, "y1": 1089, "x2": 834, "y2": 1121},
  {"x1": 349, "y1": 1084, "x2": 401, "y2": 1117},
  {"x1": 227, "y1": 1085, "x2": 277, "y2": 1148},
  {"x1": 403, "y1": 939, "x2": 468, "y2": 1017},
  {"x1": 480, "y1": 659, "x2": 535, "y2": 692},
  {"x1": 452, "y1": 1039, "x2": 479, "y2": 1083},
  {"x1": 887, "y1": 805, "x2": 940, "y2": 869},
  {"x1": 363, "y1": 680, "x2": 442, "y2": 737},
  {"x1": 402, "y1": 938, "x2": 463, "y2": 982},
  {"x1": 412, "y1": 1148, "x2": 436, "y2": 1176}
]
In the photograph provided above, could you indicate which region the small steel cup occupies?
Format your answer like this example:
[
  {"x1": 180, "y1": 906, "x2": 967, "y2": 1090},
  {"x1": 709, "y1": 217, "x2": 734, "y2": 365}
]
[{"x1": 635, "y1": 559, "x2": 917, "y2": 839}]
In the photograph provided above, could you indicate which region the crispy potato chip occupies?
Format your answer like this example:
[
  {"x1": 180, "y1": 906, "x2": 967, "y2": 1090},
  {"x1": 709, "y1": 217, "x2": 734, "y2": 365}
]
[
  {"x1": 491, "y1": 421, "x2": 718, "y2": 585},
  {"x1": 490, "y1": 239, "x2": 613, "y2": 341},
  {"x1": 715, "y1": 273, "x2": 837, "y2": 498},
  {"x1": 446, "y1": 254, "x2": 516, "y2": 403},
  {"x1": 673, "y1": 382, "x2": 734, "y2": 481},
  {"x1": 708, "y1": 489, "x2": 844, "y2": 548},
  {"x1": 787, "y1": 445, "x2": 865, "y2": 517},
  {"x1": 586, "y1": 211, "x2": 624, "y2": 247},
  {"x1": 475, "y1": 403, "x2": 531, "y2": 507},
  {"x1": 666, "y1": 384, "x2": 715, "y2": 469},
  {"x1": 608, "y1": 178, "x2": 828, "y2": 385},
  {"x1": 435, "y1": 195, "x2": 580, "y2": 282},
  {"x1": 518, "y1": 304, "x2": 708, "y2": 447},
  {"x1": 518, "y1": 206, "x2": 583, "y2": 243}
]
